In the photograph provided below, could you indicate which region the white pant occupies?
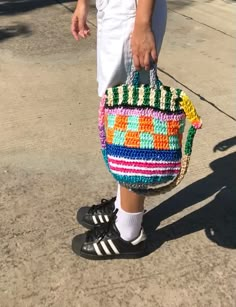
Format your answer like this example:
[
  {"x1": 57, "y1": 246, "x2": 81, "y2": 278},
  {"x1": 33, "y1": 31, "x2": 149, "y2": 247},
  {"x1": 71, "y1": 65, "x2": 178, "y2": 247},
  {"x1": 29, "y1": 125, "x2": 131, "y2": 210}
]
[{"x1": 96, "y1": 0, "x2": 167, "y2": 97}]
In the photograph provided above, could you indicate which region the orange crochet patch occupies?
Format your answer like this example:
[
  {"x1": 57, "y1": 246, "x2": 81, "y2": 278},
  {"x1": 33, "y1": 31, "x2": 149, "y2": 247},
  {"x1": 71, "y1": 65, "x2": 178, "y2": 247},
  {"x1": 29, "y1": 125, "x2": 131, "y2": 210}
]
[
  {"x1": 104, "y1": 114, "x2": 108, "y2": 129},
  {"x1": 106, "y1": 128, "x2": 114, "y2": 144},
  {"x1": 114, "y1": 115, "x2": 128, "y2": 131},
  {"x1": 139, "y1": 116, "x2": 154, "y2": 133},
  {"x1": 167, "y1": 121, "x2": 180, "y2": 136},
  {"x1": 124, "y1": 131, "x2": 140, "y2": 148},
  {"x1": 153, "y1": 134, "x2": 169, "y2": 150}
]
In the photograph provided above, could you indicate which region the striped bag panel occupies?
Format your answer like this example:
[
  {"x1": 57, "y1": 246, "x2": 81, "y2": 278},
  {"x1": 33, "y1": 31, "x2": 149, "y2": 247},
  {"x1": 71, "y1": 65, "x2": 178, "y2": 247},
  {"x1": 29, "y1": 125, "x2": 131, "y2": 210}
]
[
  {"x1": 104, "y1": 144, "x2": 182, "y2": 186},
  {"x1": 105, "y1": 84, "x2": 183, "y2": 112}
]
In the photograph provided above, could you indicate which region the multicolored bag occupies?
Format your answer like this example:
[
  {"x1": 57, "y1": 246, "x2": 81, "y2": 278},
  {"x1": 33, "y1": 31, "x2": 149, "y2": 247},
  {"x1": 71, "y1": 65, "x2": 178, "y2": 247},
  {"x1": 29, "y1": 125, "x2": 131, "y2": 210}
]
[{"x1": 98, "y1": 68, "x2": 202, "y2": 195}]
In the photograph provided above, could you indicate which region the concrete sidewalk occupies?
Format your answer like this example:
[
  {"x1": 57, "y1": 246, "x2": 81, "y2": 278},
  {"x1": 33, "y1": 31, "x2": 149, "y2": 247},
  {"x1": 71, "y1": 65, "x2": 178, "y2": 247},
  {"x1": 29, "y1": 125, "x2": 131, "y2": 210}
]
[{"x1": 0, "y1": 1, "x2": 235, "y2": 306}]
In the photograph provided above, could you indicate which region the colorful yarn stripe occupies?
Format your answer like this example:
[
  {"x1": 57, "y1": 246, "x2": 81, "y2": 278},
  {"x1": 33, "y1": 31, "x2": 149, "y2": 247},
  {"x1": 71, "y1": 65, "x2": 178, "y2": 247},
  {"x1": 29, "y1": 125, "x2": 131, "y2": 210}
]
[
  {"x1": 108, "y1": 157, "x2": 181, "y2": 169},
  {"x1": 108, "y1": 160, "x2": 181, "y2": 172},
  {"x1": 106, "y1": 144, "x2": 182, "y2": 161},
  {"x1": 106, "y1": 107, "x2": 186, "y2": 121},
  {"x1": 108, "y1": 165, "x2": 180, "y2": 173},
  {"x1": 106, "y1": 85, "x2": 183, "y2": 112},
  {"x1": 110, "y1": 166, "x2": 180, "y2": 176}
]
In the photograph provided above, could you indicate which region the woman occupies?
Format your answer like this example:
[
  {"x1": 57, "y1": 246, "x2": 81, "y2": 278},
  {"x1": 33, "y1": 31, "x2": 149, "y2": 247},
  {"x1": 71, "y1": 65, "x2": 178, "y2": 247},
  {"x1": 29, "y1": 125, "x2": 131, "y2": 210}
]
[{"x1": 71, "y1": 0, "x2": 167, "y2": 260}]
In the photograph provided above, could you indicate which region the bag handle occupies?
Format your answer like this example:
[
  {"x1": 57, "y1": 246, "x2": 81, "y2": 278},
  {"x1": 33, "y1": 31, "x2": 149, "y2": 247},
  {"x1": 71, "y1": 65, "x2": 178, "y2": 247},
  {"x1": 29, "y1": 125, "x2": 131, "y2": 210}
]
[{"x1": 126, "y1": 65, "x2": 162, "y2": 89}]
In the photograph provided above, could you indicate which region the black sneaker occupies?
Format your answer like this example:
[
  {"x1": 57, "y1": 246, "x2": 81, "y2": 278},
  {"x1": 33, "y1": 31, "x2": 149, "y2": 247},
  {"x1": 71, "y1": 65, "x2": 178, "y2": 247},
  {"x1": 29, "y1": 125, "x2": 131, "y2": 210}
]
[
  {"x1": 77, "y1": 197, "x2": 116, "y2": 229},
  {"x1": 72, "y1": 211, "x2": 147, "y2": 260}
]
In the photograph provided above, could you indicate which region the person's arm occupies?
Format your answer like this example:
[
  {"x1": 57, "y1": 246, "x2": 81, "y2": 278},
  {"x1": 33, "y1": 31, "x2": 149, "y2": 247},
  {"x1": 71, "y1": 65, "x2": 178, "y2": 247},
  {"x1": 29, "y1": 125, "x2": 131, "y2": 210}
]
[
  {"x1": 131, "y1": 0, "x2": 157, "y2": 71},
  {"x1": 71, "y1": 0, "x2": 90, "y2": 41}
]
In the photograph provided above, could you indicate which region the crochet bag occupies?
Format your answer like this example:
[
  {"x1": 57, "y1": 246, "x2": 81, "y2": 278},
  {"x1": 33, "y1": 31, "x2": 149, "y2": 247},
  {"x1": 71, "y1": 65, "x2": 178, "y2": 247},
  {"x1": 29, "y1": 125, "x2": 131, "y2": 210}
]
[{"x1": 98, "y1": 68, "x2": 202, "y2": 195}]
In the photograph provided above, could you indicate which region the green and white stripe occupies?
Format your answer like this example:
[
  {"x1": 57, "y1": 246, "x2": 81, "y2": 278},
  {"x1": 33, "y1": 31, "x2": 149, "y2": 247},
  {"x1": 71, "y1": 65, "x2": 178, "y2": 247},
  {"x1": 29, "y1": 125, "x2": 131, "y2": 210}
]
[
  {"x1": 106, "y1": 84, "x2": 182, "y2": 112},
  {"x1": 128, "y1": 85, "x2": 133, "y2": 105},
  {"x1": 118, "y1": 85, "x2": 124, "y2": 105},
  {"x1": 170, "y1": 87, "x2": 178, "y2": 111},
  {"x1": 137, "y1": 85, "x2": 145, "y2": 106},
  {"x1": 160, "y1": 85, "x2": 166, "y2": 110}
]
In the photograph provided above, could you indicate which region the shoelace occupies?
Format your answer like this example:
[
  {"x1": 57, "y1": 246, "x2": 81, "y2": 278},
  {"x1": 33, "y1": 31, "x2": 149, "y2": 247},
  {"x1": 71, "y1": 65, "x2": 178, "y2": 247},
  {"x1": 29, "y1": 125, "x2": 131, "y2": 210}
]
[
  {"x1": 88, "y1": 209, "x2": 118, "y2": 242},
  {"x1": 88, "y1": 197, "x2": 115, "y2": 215}
]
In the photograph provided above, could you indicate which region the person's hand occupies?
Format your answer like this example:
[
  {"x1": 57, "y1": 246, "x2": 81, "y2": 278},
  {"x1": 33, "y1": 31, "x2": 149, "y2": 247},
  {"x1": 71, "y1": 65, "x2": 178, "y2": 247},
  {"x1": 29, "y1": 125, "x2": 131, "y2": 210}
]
[
  {"x1": 71, "y1": 0, "x2": 90, "y2": 41},
  {"x1": 131, "y1": 24, "x2": 157, "y2": 70}
]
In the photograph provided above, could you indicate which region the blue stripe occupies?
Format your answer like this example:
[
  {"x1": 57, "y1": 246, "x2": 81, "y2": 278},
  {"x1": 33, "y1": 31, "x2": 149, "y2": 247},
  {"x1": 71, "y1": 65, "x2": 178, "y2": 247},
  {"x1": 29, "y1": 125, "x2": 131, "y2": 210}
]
[{"x1": 105, "y1": 144, "x2": 182, "y2": 161}]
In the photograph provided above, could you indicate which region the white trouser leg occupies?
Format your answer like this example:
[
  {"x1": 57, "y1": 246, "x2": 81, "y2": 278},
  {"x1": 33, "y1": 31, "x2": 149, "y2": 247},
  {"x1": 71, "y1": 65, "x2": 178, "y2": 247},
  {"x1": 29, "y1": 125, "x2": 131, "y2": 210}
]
[{"x1": 96, "y1": 0, "x2": 167, "y2": 96}]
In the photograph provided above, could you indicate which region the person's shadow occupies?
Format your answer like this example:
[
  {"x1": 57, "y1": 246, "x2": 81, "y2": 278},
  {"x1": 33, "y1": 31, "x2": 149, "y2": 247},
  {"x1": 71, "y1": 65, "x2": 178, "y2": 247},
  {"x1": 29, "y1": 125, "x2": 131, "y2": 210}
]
[{"x1": 143, "y1": 136, "x2": 236, "y2": 253}]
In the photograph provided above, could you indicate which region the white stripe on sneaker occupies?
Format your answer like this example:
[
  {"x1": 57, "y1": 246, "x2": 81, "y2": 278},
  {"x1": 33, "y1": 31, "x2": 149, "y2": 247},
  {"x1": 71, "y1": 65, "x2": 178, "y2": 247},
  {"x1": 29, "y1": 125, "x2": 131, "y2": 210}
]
[
  {"x1": 93, "y1": 243, "x2": 103, "y2": 256},
  {"x1": 131, "y1": 229, "x2": 146, "y2": 246},
  {"x1": 100, "y1": 241, "x2": 111, "y2": 255},
  {"x1": 104, "y1": 215, "x2": 109, "y2": 222},
  {"x1": 92, "y1": 216, "x2": 98, "y2": 225},
  {"x1": 98, "y1": 215, "x2": 104, "y2": 223},
  {"x1": 108, "y1": 239, "x2": 120, "y2": 254}
]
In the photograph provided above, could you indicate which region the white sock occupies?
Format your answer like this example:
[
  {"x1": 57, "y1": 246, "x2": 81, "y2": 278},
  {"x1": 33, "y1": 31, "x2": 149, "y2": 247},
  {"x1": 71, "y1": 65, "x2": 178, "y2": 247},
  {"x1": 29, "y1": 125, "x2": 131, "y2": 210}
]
[
  {"x1": 114, "y1": 184, "x2": 120, "y2": 210},
  {"x1": 115, "y1": 207, "x2": 143, "y2": 241}
]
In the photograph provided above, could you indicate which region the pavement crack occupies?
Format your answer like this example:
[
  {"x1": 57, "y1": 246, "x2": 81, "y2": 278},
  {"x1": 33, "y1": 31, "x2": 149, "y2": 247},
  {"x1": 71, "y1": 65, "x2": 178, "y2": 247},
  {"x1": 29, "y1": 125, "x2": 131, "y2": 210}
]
[
  {"x1": 169, "y1": 9, "x2": 235, "y2": 39},
  {"x1": 54, "y1": 0, "x2": 74, "y2": 13},
  {"x1": 9, "y1": 228, "x2": 40, "y2": 239},
  {"x1": 158, "y1": 67, "x2": 236, "y2": 122},
  {"x1": 52, "y1": 1, "x2": 235, "y2": 122}
]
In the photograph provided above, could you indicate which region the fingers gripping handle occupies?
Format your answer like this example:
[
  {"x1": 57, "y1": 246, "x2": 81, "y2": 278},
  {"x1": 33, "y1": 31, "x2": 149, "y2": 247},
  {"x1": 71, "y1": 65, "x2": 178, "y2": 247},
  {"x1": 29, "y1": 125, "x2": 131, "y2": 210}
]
[{"x1": 126, "y1": 66, "x2": 161, "y2": 88}]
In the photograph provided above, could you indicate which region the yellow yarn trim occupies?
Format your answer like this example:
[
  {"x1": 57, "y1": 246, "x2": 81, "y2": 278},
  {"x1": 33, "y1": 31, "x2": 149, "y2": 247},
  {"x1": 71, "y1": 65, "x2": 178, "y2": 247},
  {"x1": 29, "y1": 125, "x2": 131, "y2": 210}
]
[{"x1": 180, "y1": 93, "x2": 202, "y2": 128}]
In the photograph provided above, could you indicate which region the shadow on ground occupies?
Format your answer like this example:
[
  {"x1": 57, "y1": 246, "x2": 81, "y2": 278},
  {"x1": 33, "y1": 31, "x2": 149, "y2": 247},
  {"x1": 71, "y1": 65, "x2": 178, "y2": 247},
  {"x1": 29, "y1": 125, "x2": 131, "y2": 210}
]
[
  {"x1": 144, "y1": 136, "x2": 236, "y2": 252},
  {"x1": 0, "y1": 23, "x2": 31, "y2": 41},
  {"x1": 1, "y1": 0, "x2": 211, "y2": 16},
  {"x1": 0, "y1": 0, "x2": 75, "y2": 15}
]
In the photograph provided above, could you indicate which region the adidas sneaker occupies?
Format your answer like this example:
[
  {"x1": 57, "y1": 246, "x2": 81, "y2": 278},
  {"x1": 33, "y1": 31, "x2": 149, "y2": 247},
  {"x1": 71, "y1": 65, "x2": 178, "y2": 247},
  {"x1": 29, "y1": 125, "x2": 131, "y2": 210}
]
[
  {"x1": 72, "y1": 211, "x2": 147, "y2": 260},
  {"x1": 77, "y1": 197, "x2": 116, "y2": 229}
]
